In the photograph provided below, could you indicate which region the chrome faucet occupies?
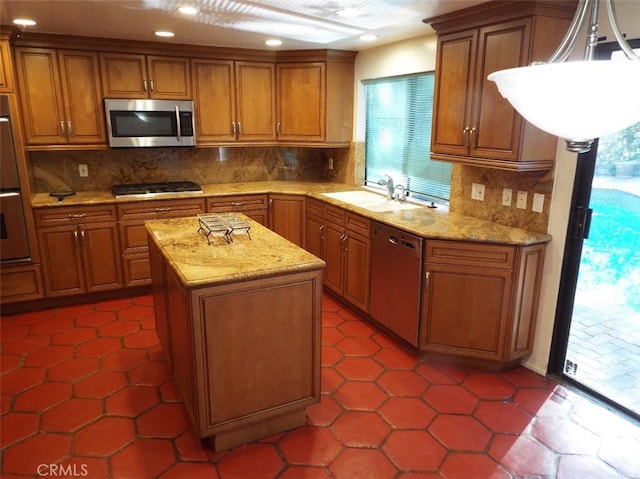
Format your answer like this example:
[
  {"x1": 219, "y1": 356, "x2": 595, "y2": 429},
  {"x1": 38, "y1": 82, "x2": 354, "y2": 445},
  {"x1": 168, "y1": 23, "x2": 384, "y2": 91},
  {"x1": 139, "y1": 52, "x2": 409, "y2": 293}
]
[
  {"x1": 394, "y1": 184, "x2": 408, "y2": 202},
  {"x1": 383, "y1": 174, "x2": 394, "y2": 200}
]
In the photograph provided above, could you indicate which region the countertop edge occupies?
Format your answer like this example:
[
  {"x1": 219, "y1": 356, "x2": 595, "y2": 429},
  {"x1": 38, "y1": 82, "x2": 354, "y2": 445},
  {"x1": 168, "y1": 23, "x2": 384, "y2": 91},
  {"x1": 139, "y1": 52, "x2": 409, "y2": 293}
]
[{"x1": 34, "y1": 181, "x2": 552, "y2": 247}]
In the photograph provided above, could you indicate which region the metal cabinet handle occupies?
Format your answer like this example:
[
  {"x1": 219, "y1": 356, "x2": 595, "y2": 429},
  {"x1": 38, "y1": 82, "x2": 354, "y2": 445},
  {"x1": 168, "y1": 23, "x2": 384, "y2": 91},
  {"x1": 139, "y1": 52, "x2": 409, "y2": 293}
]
[
  {"x1": 469, "y1": 127, "x2": 476, "y2": 148},
  {"x1": 237, "y1": 122, "x2": 242, "y2": 136},
  {"x1": 68, "y1": 213, "x2": 86, "y2": 219},
  {"x1": 462, "y1": 126, "x2": 469, "y2": 146},
  {"x1": 276, "y1": 122, "x2": 281, "y2": 136},
  {"x1": 319, "y1": 224, "x2": 325, "y2": 240},
  {"x1": 149, "y1": 79, "x2": 154, "y2": 92},
  {"x1": 232, "y1": 122, "x2": 237, "y2": 136},
  {"x1": 425, "y1": 271, "x2": 430, "y2": 290},
  {"x1": 67, "y1": 121, "x2": 73, "y2": 137},
  {"x1": 231, "y1": 201, "x2": 245, "y2": 207},
  {"x1": 60, "y1": 121, "x2": 66, "y2": 137},
  {"x1": 73, "y1": 230, "x2": 79, "y2": 246},
  {"x1": 80, "y1": 229, "x2": 86, "y2": 245},
  {"x1": 143, "y1": 79, "x2": 148, "y2": 92}
]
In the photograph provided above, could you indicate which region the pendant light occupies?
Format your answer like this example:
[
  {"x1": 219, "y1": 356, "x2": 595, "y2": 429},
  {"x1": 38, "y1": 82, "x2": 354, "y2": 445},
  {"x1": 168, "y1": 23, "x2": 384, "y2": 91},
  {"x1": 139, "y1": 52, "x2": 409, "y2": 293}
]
[{"x1": 488, "y1": 0, "x2": 640, "y2": 153}]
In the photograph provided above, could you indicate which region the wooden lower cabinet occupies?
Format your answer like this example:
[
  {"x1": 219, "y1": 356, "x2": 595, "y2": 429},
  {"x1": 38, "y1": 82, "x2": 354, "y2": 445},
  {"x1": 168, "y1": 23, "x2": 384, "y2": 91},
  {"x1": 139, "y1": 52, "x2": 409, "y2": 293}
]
[
  {"x1": 206, "y1": 194, "x2": 268, "y2": 226},
  {"x1": 117, "y1": 199, "x2": 205, "y2": 286},
  {"x1": 0, "y1": 264, "x2": 43, "y2": 303},
  {"x1": 269, "y1": 194, "x2": 305, "y2": 247},
  {"x1": 421, "y1": 240, "x2": 545, "y2": 366},
  {"x1": 305, "y1": 199, "x2": 370, "y2": 312},
  {"x1": 36, "y1": 205, "x2": 123, "y2": 297}
]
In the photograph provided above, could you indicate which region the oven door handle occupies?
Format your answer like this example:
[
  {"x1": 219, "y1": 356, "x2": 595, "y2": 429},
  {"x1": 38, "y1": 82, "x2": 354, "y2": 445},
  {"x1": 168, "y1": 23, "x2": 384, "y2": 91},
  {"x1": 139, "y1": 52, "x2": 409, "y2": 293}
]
[{"x1": 0, "y1": 191, "x2": 20, "y2": 198}]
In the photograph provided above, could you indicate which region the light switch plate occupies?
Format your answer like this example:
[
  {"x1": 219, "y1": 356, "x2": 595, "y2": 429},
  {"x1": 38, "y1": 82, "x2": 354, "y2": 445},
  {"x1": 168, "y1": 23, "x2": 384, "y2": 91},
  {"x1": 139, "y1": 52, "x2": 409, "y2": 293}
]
[
  {"x1": 532, "y1": 193, "x2": 545, "y2": 213},
  {"x1": 502, "y1": 188, "x2": 512, "y2": 207},
  {"x1": 79, "y1": 164, "x2": 89, "y2": 177},
  {"x1": 517, "y1": 191, "x2": 527, "y2": 209}
]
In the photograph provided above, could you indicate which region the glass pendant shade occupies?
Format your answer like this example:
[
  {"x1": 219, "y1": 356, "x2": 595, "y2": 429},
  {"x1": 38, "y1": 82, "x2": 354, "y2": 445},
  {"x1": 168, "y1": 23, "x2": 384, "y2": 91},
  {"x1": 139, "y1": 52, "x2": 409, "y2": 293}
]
[
  {"x1": 488, "y1": 61, "x2": 640, "y2": 150},
  {"x1": 487, "y1": 0, "x2": 640, "y2": 153}
]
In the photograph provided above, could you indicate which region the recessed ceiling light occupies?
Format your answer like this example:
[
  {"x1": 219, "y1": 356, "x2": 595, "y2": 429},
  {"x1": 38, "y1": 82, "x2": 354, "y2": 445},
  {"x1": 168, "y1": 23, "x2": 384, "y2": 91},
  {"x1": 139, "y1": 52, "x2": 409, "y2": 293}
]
[
  {"x1": 13, "y1": 18, "x2": 37, "y2": 27},
  {"x1": 155, "y1": 31, "x2": 175, "y2": 38},
  {"x1": 178, "y1": 6, "x2": 198, "y2": 15},
  {"x1": 335, "y1": 8, "x2": 361, "y2": 19},
  {"x1": 360, "y1": 34, "x2": 378, "y2": 42},
  {"x1": 265, "y1": 39, "x2": 282, "y2": 47}
]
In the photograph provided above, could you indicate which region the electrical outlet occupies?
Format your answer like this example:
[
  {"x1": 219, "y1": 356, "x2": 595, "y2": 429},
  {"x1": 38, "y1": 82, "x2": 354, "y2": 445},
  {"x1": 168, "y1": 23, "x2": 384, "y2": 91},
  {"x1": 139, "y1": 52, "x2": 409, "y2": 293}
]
[
  {"x1": 532, "y1": 193, "x2": 545, "y2": 213},
  {"x1": 502, "y1": 188, "x2": 512, "y2": 207},
  {"x1": 471, "y1": 183, "x2": 485, "y2": 201},
  {"x1": 79, "y1": 164, "x2": 89, "y2": 177},
  {"x1": 516, "y1": 191, "x2": 528, "y2": 209}
]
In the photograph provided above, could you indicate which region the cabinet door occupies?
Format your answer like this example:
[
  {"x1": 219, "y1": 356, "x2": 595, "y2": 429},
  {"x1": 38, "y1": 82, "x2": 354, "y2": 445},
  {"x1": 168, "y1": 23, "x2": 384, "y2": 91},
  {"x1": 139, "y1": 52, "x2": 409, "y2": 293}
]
[
  {"x1": 305, "y1": 214, "x2": 324, "y2": 260},
  {"x1": 343, "y1": 232, "x2": 370, "y2": 312},
  {"x1": 146, "y1": 56, "x2": 191, "y2": 99},
  {"x1": 0, "y1": 37, "x2": 14, "y2": 93},
  {"x1": 268, "y1": 195, "x2": 305, "y2": 247},
  {"x1": 471, "y1": 19, "x2": 531, "y2": 160},
  {"x1": 192, "y1": 59, "x2": 236, "y2": 143},
  {"x1": 58, "y1": 50, "x2": 106, "y2": 144},
  {"x1": 431, "y1": 30, "x2": 477, "y2": 156},
  {"x1": 100, "y1": 53, "x2": 147, "y2": 98},
  {"x1": 422, "y1": 263, "x2": 512, "y2": 359},
  {"x1": 80, "y1": 222, "x2": 123, "y2": 292},
  {"x1": 39, "y1": 226, "x2": 84, "y2": 297},
  {"x1": 15, "y1": 47, "x2": 67, "y2": 144},
  {"x1": 236, "y1": 62, "x2": 276, "y2": 142},
  {"x1": 323, "y1": 222, "x2": 344, "y2": 295},
  {"x1": 276, "y1": 63, "x2": 325, "y2": 142}
]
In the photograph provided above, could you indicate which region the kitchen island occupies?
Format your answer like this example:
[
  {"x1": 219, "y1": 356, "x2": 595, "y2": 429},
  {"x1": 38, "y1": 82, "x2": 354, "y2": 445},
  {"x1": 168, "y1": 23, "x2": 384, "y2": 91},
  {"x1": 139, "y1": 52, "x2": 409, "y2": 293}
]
[{"x1": 146, "y1": 214, "x2": 325, "y2": 451}]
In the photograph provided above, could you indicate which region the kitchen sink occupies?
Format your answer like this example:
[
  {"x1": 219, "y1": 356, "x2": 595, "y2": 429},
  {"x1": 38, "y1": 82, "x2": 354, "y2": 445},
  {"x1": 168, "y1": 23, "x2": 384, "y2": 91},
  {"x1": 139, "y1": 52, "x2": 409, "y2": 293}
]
[{"x1": 321, "y1": 190, "x2": 422, "y2": 212}]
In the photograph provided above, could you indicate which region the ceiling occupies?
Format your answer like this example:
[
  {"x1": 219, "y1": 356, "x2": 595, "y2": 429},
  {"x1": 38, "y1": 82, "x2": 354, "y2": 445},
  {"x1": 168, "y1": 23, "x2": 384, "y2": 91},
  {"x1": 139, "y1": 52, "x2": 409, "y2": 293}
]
[{"x1": 0, "y1": 0, "x2": 488, "y2": 51}]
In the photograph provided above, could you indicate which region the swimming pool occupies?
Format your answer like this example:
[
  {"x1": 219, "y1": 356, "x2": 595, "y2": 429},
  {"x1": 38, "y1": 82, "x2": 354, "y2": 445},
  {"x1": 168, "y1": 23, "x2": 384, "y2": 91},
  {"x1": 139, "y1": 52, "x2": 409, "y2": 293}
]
[{"x1": 578, "y1": 188, "x2": 640, "y2": 311}]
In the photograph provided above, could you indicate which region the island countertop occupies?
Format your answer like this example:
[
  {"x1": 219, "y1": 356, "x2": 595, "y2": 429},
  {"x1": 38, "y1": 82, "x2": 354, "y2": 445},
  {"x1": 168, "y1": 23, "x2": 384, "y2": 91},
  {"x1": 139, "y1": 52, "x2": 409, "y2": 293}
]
[{"x1": 145, "y1": 214, "x2": 326, "y2": 288}]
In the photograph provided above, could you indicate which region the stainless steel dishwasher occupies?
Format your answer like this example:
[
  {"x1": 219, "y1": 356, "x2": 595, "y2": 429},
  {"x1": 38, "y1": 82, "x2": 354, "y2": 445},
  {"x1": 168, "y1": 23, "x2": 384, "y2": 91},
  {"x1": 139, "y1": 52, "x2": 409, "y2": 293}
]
[{"x1": 370, "y1": 221, "x2": 424, "y2": 347}]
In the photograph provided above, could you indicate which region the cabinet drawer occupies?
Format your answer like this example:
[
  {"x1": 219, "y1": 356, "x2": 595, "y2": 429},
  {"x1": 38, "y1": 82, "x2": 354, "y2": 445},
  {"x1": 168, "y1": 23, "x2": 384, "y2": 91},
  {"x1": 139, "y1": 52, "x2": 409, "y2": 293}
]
[
  {"x1": 206, "y1": 194, "x2": 268, "y2": 212},
  {"x1": 0, "y1": 265, "x2": 43, "y2": 303},
  {"x1": 35, "y1": 205, "x2": 117, "y2": 226},
  {"x1": 306, "y1": 198, "x2": 324, "y2": 218},
  {"x1": 426, "y1": 241, "x2": 514, "y2": 271},
  {"x1": 345, "y1": 213, "x2": 370, "y2": 237},
  {"x1": 324, "y1": 204, "x2": 345, "y2": 224},
  {"x1": 118, "y1": 199, "x2": 205, "y2": 220}
]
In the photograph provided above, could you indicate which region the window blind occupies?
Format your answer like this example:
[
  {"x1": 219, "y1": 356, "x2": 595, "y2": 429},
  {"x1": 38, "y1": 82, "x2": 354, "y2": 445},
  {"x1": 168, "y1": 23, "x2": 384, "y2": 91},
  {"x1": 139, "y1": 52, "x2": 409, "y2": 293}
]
[{"x1": 364, "y1": 73, "x2": 451, "y2": 202}]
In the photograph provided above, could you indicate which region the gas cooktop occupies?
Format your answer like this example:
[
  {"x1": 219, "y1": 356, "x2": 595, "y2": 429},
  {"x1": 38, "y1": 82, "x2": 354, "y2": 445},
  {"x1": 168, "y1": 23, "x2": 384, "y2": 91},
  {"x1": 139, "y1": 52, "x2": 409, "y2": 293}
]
[{"x1": 112, "y1": 181, "x2": 202, "y2": 197}]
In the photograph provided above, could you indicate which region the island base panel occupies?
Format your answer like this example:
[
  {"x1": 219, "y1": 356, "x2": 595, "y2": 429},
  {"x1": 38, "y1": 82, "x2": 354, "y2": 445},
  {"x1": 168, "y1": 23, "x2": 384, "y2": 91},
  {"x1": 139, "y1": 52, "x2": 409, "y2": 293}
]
[{"x1": 209, "y1": 409, "x2": 305, "y2": 452}]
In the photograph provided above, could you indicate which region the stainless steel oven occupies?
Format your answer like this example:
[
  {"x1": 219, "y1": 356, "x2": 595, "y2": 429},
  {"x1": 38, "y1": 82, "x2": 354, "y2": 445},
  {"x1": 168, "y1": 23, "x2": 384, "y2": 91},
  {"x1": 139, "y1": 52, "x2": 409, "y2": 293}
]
[{"x1": 1, "y1": 95, "x2": 31, "y2": 262}]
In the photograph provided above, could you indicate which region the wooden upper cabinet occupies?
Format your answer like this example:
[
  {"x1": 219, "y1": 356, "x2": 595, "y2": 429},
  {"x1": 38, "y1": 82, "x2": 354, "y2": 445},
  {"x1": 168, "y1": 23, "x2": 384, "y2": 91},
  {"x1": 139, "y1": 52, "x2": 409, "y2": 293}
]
[
  {"x1": 100, "y1": 53, "x2": 191, "y2": 99},
  {"x1": 276, "y1": 51, "x2": 355, "y2": 146},
  {"x1": 276, "y1": 62, "x2": 325, "y2": 143},
  {"x1": 0, "y1": 30, "x2": 15, "y2": 93},
  {"x1": 426, "y1": 0, "x2": 577, "y2": 171},
  {"x1": 192, "y1": 59, "x2": 275, "y2": 144},
  {"x1": 14, "y1": 47, "x2": 106, "y2": 146}
]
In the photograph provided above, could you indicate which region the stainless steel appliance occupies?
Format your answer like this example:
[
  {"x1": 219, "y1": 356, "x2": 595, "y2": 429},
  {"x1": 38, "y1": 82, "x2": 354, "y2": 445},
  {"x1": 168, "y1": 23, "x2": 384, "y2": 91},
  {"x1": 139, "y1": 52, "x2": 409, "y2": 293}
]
[
  {"x1": 112, "y1": 181, "x2": 202, "y2": 197},
  {"x1": 0, "y1": 95, "x2": 31, "y2": 262},
  {"x1": 370, "y1": 221, "x2": 424, "y2": 346},
  {"x1": 104, "y1": 99, "x2": 196, "y2": 148}
]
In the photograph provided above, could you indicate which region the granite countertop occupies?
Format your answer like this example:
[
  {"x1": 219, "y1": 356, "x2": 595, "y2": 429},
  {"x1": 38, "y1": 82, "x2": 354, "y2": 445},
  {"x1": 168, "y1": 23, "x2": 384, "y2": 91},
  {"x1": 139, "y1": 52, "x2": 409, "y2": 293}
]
[
  {"x1": 32, "y1": 180, "x2": 552, "y2": 246},
  {"x1": 146, "y1": 215, "x2": 326, "y2": 288}
]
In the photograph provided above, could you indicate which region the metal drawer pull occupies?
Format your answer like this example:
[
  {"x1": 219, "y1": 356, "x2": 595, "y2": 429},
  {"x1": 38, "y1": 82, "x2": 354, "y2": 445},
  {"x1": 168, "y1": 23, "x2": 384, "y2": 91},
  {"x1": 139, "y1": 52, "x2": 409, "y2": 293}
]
[
  {"x1": 68, "y1": 214, "x2": 87, "y2": 219},
  {"x1": 155, "y1": 207, "x2": 171, "y2": 213}
]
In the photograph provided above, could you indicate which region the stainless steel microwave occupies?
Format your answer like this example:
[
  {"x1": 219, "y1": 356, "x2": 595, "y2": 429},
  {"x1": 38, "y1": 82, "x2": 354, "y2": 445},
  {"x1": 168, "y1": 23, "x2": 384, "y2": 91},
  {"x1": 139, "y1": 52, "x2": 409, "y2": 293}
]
[{"x1": 104, "y1": 99, "x2": 196, "y2": 147}]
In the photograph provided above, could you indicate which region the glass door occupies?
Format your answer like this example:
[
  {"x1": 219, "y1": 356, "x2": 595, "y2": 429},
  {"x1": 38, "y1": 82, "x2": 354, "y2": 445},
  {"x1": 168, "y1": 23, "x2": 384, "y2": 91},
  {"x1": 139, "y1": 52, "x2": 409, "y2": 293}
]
[{"x1": 551, "y1": 40, "x2": 640, "y2": 419}]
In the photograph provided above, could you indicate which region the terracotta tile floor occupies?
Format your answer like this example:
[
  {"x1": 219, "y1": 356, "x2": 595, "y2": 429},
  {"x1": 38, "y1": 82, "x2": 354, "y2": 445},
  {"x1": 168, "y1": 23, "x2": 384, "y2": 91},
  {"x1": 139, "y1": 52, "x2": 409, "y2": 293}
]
[{"x1": 2, "y1": 294, "x2": 640, "y2": 478}]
